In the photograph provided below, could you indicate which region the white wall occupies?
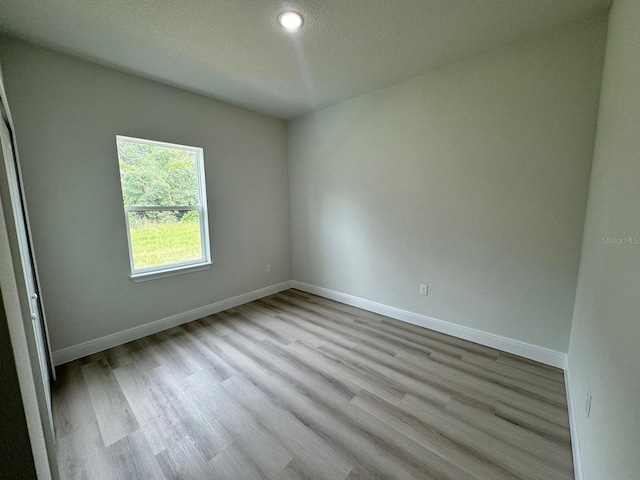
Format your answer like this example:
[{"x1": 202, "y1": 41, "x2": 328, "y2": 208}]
[
  {"x1": 288, "y1": 15, "x2": 607, "y2": 353},
  {"x1": 0, "y1": 38, "x2": 291, "y2": 353},
  {"x1": 567, "y1": 0, "x2": 640, "y2": 478}
]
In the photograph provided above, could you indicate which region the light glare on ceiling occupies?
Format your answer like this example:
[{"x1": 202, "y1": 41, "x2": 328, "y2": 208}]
[{"x1": 278, "y1": 11, "x2": 304, "y2": 32}]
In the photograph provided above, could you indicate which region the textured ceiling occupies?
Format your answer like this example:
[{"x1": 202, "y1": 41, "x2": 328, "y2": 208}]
[{"x1": 0, "y1": 0, "x2": 610, "y2": 119}]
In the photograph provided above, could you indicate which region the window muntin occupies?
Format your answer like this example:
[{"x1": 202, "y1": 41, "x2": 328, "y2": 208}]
[{"x1": 116, "y1": 136, "x2": 210, "y2": 278}]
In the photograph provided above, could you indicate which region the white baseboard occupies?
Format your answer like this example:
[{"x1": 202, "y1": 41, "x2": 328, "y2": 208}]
[
  {"x1": 564, "y1": 357, "x2": 584, "y2": 480},
  {"x1": 52, "y1": 281, "x2": 292, "y2": 365},
  {"x1": 53, "y1": 278, "x2": 567, "y2": 369},
  {"x1": 291, "y1": 280, "x2": 567, "y2": 368}
]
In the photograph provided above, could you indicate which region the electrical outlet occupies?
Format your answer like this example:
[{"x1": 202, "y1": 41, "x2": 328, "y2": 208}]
[
  {"x1": 266, "y1": 264, "x2": 272, "y2": 273},
  {"x1": 586, "y1": 388, "x2": 592, "y2": 418},
  {"x1": 420, "y1": 284, "x2": 428, "y2": 296}
]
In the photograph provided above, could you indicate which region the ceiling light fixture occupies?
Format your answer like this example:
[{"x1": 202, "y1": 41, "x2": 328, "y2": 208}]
[{"x1": 278, "y1": 11, "x2": 304, "y2": 32}]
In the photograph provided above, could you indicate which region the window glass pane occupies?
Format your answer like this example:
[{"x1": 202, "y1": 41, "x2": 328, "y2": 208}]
[
  {"x1": 117, "y1": 139, "x2": 199, "y2": 206},
  {"x1": 128, "y1": 210, "x2": 203, "y2": 269}
]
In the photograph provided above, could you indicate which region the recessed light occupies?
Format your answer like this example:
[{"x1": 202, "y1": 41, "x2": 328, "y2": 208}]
[{"x1": 278, "y1": 11, "x2": 304, "y2": 32}]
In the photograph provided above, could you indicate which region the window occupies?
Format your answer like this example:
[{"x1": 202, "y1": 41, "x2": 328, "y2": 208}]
[{"x1": 116, "y1": 136, "x2": 211, "y2": 281}]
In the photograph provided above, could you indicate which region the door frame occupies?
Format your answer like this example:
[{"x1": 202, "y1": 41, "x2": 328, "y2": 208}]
[
  {"x1": 0, "y1": 63, "x2": 58, "y2": 479},
  {"x1": 0, "y1": 73, "x2": 55, "y2": 381}
]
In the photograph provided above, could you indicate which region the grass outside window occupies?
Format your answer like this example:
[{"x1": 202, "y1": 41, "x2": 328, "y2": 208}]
[{"x1": 129, "y1": 216, "x2": 202, "y2": 269}]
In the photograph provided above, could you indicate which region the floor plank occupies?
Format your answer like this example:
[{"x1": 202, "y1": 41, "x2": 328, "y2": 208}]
[{"x1": 81, "y1": 356, "x2": 139, "y2": 447}]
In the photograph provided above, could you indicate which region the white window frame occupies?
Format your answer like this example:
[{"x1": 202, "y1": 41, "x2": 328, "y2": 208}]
[{"x1": 116, "y1": 135, "x2": 211, "y2": 282}]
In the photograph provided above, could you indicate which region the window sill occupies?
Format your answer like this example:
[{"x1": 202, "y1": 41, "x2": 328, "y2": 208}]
[{"x1": 131, "y1": 261, "x2": 212, "y2": 283}]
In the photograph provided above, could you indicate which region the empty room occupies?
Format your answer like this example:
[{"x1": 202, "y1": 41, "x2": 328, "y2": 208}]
[{"x1": 0, "y1": 0, "x2": 637, "y2": 479}]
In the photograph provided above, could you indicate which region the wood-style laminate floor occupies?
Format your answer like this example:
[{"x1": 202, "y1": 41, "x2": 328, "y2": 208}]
[{"x1": 53, "y1": 289, "x2": 574, "y2": 480}]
